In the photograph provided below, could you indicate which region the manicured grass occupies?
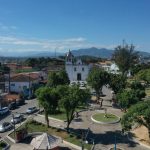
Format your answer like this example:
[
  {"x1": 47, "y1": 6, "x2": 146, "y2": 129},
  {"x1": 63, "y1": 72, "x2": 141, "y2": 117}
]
[
  {"x1": 9, "y1": 120, "x2": 92, "y2": 150},
  {"x1": 92, "y1": 113, "x2": 119, "y2": 123},
  {"x1": 49, "y1": 111, "x2": 66, "y2": 121},
  {"x1": 48, "y1": 106, "x2": 87, "y2": 121}
]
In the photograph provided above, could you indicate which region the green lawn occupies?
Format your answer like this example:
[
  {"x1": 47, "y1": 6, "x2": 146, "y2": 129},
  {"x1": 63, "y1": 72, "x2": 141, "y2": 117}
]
[
  {"x1": 92, "y1": 113, "x2": 119, "y2": 123},
  {"x1": 9, "y1": 120, "x2": 92, "y2": 150},
  {"x1": 48, "y1": 106, "x2": 87, "y2": 121}
]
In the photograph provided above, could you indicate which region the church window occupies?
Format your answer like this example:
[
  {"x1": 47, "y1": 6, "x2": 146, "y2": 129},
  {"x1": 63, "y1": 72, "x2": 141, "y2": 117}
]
[
  {"x1": 82, "y1": 67, "x2": 84, "y2": 71},
  {"x1": 74, "y1": 67, "x2": 76, "y2": 71}
]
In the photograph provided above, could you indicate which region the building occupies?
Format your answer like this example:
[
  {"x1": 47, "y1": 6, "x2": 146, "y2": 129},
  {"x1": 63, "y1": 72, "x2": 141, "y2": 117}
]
[{"x1": 65, "y1": 50, "x2": 91, "y2": 82}]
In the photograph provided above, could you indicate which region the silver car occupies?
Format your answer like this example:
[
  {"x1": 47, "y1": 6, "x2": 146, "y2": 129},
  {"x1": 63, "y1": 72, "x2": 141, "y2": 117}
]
[
  {"x1": 26, "y1": 107, "x2": 37, "y2": 114},
  {"x1": 11, "y1": 114, "x2": 24, "y2": 124},
  {"x1": 0, "y1": 122, "x2": 13, "y2": 132}
]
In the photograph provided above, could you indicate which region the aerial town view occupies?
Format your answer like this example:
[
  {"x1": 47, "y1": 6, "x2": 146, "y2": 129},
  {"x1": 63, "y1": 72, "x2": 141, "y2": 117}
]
[{"x1": 0, "y1": 0, "x2": 150, "y2": 150}]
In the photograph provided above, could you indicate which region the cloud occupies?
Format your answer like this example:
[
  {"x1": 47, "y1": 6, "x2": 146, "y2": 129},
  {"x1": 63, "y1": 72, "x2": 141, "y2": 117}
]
[
  {"x1": 0, "y1": 35, "x2": 116, "y2": 53},
  {"x1": 0, "y1": 23, "x2": 17, "y2": 31}
]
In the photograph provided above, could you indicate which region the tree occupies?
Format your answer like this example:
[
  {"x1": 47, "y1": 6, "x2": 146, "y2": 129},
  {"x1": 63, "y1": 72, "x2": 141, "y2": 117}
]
[
  {"x1": 58, "y1": 70, "x2": 70, "y2": 85},
  {"x1": 87, "y1": 68, "x2": 110, "y2": 100},
  {"x1": 121, "y1": 100, "x2": 150, "y2": 138},
  {"x1": 47, "y1": 72, "x2": 60, "y2": 87},
  {"x1": 117, "y1": 90, "x2": 140, "y2": 111},
  {"x1": 47, "y1": 70, "x2": 69, "y2": 87},
  {"x1": 113, "y1": 43, "x2": 139, "y2": 76},
  {"x1": 136, "y1": 69, "x2": 150, "y2": 86},
  {"x1": 36, "y1": 87, "x2": 59, "y2": 127},
  {"x1": 130, "y1": 81, "x2": 146, "y2": 100},
  {"x1": 109, "y1": 74, "x2": 126, "y2": 94},
  {"x1": 59, "y1": 85, "x2": 90, "y2": 131}
]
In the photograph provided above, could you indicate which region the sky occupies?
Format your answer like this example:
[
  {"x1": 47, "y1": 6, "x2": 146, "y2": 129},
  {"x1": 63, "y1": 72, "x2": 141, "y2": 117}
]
[{"x1": 0, "y1": 0, "x2": 150, "y2": 55}]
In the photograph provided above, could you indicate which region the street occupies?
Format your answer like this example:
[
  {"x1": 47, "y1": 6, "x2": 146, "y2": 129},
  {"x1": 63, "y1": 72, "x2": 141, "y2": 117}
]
[{"x1": 0, "y1": 98, "x2": 38, "y2": 138}]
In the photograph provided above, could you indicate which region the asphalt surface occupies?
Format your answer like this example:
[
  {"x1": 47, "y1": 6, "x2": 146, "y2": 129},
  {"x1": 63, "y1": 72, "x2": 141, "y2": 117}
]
[{"x1": 0, "y1": 98, "x2": 38, "y2": 138}]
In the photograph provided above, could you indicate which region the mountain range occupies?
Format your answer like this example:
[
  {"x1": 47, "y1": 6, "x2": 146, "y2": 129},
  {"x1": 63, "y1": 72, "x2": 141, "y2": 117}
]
[{"x1": 0, "y1": 47, "x2": 150, "y2": 58}]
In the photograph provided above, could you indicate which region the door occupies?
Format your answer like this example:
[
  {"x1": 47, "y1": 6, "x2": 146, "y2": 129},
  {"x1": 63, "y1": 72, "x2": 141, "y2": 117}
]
[{"x1": 77, "y1": 73, "x2": 81, "y2": 81}]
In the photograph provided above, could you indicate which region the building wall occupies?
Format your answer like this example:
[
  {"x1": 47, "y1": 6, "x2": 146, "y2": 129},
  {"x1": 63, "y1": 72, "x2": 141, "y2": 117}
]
[
  {"x1": 65, "y1": 64, "x2": 90, "y2": 81},
  {"x1": 10, "y1": 82, "x2": 31, "y2": 93}
]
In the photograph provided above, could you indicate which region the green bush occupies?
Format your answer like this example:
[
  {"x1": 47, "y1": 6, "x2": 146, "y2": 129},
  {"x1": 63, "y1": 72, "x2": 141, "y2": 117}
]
[{"x1": 0, "y1": 141, "x2": 7, "y2": 148}]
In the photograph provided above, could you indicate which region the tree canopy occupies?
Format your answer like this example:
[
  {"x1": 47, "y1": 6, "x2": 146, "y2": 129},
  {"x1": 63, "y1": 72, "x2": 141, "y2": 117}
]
[
  {"x1": 136, "y1": 69, "x2": 150, "y2": 86},
  {"x1": 109, "y1": 74, "x2": 126, "y2": 94},
  {"x1": 36, "y1": 87, "x2": 59, "y2": 127},
  {"x1": 47, "y1": 70, "x2": 70, "y2": 87},
  {"x1": 121, "y1": 100, "x2": 150, "y2": 138},
  {"x1": 113, "y1": 44, "x2": 139, "y2": 76},
  {"x1": 87, "y1": 68, "x2": 110, "y2": 99},
  {"x1": 58, "y1": 85, "x2": 90, "y2": 131}
]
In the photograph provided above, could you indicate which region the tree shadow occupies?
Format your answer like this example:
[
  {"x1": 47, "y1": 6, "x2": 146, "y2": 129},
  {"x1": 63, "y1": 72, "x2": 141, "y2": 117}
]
[{"x1": 68, "y1": 127, "x2": 139, "y2": 148}]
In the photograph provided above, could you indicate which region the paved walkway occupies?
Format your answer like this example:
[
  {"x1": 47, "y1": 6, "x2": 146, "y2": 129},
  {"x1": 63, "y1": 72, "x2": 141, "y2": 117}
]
[{"x1": 33, "y1": 86, "x2": 150, "y2": 150}]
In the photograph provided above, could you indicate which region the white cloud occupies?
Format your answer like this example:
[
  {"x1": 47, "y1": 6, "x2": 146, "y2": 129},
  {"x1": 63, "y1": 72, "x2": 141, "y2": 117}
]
[
  {"x1": 0, "y1": 35, "x2": 116, "y2": 53},
  {"x1": 0, "y1": 23, "x2": 17, "y2": 31}
]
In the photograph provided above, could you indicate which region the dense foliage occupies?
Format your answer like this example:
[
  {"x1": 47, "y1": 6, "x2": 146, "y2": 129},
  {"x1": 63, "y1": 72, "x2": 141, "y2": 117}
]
[
  {"x1": 121, "y1": 100, "x2": 150, "y2": 138},
  {"x1": 36, "y1": 87, "x2": 59, "y2": 127},
  {"x1": 59, "y1": 85, "x2": 90, "y2": 130},
  {"x1": 113, "y1": 44, "x2": 139, "y2": 76},
  {"x1": 87, "y1": 68, "x2": 110, "y2": 99},
  {"x1": 136, "y1": 69, "x2": 150, "y2": 86},
  {"x1": 109, "y1": 74, "x2": 127, "y2": 94},
  {"x1": 47, "y1": 70, "x2": 70, "y2": 87}
]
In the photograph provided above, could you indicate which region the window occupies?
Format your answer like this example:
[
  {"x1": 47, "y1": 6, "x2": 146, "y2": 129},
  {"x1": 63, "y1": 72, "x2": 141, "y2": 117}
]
[
  {"x1": 74, "y1": 67, "x2": 76, "y2": 71},
  {"x1": 82, "y1": 67, "x2": 84, "y2": 71},
  {"x1": 11, "y1": 84, "x2": 15, "y2": 86}
]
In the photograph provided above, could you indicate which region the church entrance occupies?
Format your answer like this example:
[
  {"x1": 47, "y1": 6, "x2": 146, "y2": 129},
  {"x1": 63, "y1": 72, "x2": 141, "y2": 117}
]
[{"x1": 77, "y1": 73, "x2": 81, "y2": 81}]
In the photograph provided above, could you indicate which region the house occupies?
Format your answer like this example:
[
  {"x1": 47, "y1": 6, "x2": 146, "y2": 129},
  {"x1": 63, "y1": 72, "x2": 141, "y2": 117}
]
[
  {"x1": 65, "y1": 50, "x2": 91, "y2": 82},
  {"x1": 4, "y1": 73, "x2": 41, "y2": 98}
]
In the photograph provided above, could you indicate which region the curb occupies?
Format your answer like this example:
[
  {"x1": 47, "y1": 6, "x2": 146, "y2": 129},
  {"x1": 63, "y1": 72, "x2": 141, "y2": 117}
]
[
  {"x1": 91, "y1": 113, "x2": 120, "y2": 124},
  {"x1": 63, "y1": 140, "x2": 87, "y2": 150}
]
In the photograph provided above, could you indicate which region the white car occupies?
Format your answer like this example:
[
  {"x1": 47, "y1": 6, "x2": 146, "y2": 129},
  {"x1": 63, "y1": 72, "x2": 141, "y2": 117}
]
[
  {"x1": 0, "y1": 107, "x2": 9, "y2": 115},
  {"x1": 0, "y1": 122, "x2": 13, "y2": 132},
  {"x1": 11, "y1": 114, "x2": 24, "y2": 124},
  {"x1": 26, "y1": 107, "x2": 37, "y2": 114}
]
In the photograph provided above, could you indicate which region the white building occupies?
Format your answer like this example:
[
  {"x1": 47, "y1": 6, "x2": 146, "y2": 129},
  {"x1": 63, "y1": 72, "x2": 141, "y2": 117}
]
[{"x1": 65, "y1": 50, "x2": 91, "y2": 82}]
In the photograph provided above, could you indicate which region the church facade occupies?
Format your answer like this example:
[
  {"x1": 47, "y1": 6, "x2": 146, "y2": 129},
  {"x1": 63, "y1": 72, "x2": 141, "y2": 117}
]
[{"x1": 65, "y1": 50, "x2": 91, "y2": 82}]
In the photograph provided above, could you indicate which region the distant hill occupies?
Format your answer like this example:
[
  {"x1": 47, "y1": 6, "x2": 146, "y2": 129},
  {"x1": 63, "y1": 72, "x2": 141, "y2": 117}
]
[
  {"x1": 0, "y1": 47, "x2": 149, "y2": 58},
  {"x1": 71, "y1": 47, "x2": 150, "y2": 58},
  {"x1": 71, "y1": 47, "x2": 114, "y2": 58}
]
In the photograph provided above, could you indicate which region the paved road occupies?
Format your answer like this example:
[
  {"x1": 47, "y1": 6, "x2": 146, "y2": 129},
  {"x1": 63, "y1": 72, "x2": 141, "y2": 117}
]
[{"x1": 0, "y1": 98, "x2": 38, "y2": 138}]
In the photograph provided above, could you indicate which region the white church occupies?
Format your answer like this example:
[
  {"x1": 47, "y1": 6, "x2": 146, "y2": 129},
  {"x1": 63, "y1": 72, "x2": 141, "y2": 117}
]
[{"x1": 65, "y1": 50, "x2": 91, "y2": 82}]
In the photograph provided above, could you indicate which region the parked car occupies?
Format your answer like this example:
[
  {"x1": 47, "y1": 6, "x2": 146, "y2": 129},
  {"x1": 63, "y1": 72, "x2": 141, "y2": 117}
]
[
  {"x1": 0, "y1": 107, "x2": 9, "y2": 115},
  {"x1": 26, "y1": 107, "x2": 37, "y2": 114},
  {"x1": 0, "y1": 122, "x2": 13, "y2": 132},
  {"x1": 11, "y1": 114, "x2": 24, "y2": 124},
  {"x1": 16, "y1": 99, "x2": 25, "y2": 106},
  {"x1": 8, "y1": 102, "x2": 17, "y2": 110}
]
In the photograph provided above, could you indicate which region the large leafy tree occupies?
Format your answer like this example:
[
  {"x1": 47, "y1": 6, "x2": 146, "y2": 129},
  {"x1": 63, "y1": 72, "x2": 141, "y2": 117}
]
[
  {"x1": 121, "y1": 100, "x2": 150, "y2": 138},
  {"x1": 58, "y1": 85, "x2": 90, "y2": 131},
  {"x1": 36, "y1": 87, "x2": 59, "y2": 127},
  {"x1": 113, "y1": 44, "x2": 139, "y2": 76},
  {"x1": 136, "y1": 69, "x2": 150, "y2": 86},
  {"x1": 87, "y1": 68, "x2": 110, "y2": 100},
  {"x1": 47, "y1": 70, "x2": 69, "y2": 87},
  {"x1": 109, "y1": 74, "x2": 126, "y2": 94}
]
